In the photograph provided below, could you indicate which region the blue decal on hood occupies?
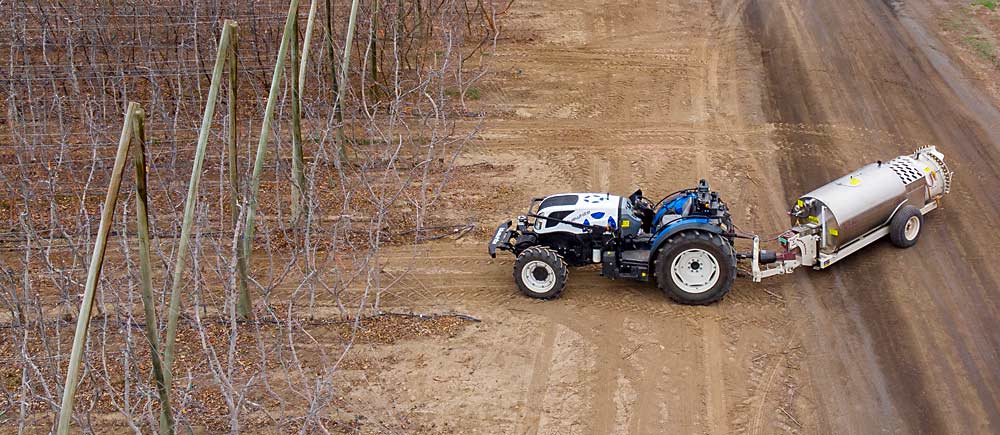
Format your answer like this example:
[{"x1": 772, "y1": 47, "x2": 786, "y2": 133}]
[{"x1": 591, "y1": 212, "x2": 606, "y2": 219}]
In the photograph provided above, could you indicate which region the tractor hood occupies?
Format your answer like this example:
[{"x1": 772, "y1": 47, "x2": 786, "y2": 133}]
[{"x1": 534, "y1": 193, "x2": 622, "y2": 234}]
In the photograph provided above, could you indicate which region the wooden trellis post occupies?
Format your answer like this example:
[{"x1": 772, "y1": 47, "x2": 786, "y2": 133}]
[
  {"x1": 56, "y1": 102, "x2": 174, "y2": 434},
  {"x1": 56, "y1": 102, "x2": 137, "y2": 434},
  {"x1": 291, "y1": 16, "x2": 307, "y2": 224},
  {"x1": 131, "y1": 109, "x2": 176, "y2": 435},
  {"x1": 324, "y1": 0, "x2": 347, "y2": 160},
  {"x1": 335, "y1": 0, "x2": 361, "y2": 161},
  {"x1": 241, "y1": 0, "x2": 301, "y2": 318},
  {"x1": 162, "y1": 20, "x2": 239, "y2": 384},
  {"x1": 299, "y1": 0, "x2": 320, "y2": 99},
  {"x1": 292, "y1": 0, "x2": 320, "y2": 226},
  {"x1": 229, "y1": 24, "x2": 252, "y2": 324}
]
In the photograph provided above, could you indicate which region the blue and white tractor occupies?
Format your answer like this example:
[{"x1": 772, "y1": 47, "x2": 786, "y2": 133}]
[
  {"x1": 490, "y1": 180, "x2": 741, "y2": 304},
  {"x1": 488, "y1": 147, "x2": 953, "y2": 305}
]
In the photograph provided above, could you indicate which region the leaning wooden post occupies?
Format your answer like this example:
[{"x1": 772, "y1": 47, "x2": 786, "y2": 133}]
[
  {"x1": 368, "y1": 0, "x2": 381, "y2": 91},
  {"x1": 228, "y1": 25, "x2": 252, "y2": 322},
  {"x1": 240, "y1": 0, "x2": 301, "y2": 319},
  {"x1": 335, "y1": 0, "x2": 362, "y2": 161},
  {"x1": 131, "y1": 109, "x2": 175, "y2": 435},
  {"x1": 299, "y1": 0, "x2": 319, "y2": 99},
  {"x1": 325, "y1": 0, "x2": 347, "y2": 164},
  {"x1": 227, "y1": 25, "x2": 242, "y2": 240},
  {"x1": 291, "y1": 16, "x2": 307, "y2": 224},
  {"x1": 56, "y1": 102, "x2": 138, "y2": 435},
  {"x1": 162, "y1": 20, "x2": 236, "y2": 389}
]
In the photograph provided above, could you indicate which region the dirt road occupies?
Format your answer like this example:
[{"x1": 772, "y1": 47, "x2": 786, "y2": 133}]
[{"x1": 340, "y1": 0, "x2": 1000, "y2": 433}]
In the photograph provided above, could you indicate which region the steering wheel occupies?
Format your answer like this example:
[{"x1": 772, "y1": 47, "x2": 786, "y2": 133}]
[{"x1": 631, "y1": 195, "x2": 655, "y2": 232}]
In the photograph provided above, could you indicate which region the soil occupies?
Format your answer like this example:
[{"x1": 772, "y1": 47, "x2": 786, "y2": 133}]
[
  {"x1": 9, "y1": 0, "x2": 998, "y2": 433},
  {"x1": 336, "y1": 0, "x2": 1000, "y2": 433}
]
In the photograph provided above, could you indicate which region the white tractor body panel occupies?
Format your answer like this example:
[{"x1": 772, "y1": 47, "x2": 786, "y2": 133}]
[{"x1": 534, "y1": 193, "x2": 621, "y2": 235}]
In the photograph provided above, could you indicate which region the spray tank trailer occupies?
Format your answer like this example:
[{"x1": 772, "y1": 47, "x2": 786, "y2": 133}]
[{"x1": 488, "y1": 147, "x2": 953, "y2": 304}]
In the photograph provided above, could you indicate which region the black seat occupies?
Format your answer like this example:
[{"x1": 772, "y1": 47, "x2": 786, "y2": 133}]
[{"x1": 633, "y1": 202, "x2": 655, "y2": 232}]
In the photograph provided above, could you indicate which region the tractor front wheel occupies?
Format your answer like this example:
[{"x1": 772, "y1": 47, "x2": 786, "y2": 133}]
[
  {"x1": 513, "y1": 246, "x2": 569, "y2": 299},
  {"x1": 654, "y1": 231, "x2": 736, "y2": 305}
]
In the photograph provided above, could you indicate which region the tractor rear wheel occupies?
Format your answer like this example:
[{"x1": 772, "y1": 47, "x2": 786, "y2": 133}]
[
  {"x1": 889, "y1": 205, "x2": 923, "y2": 248},
  {"x1": 513, "y1": 246, "x2": 569, "y2": 299},
  {"x1": 654, "y1": 231, "x2": 736, "y2": 305}
]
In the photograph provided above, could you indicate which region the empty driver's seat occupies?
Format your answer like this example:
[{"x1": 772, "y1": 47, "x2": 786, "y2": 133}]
[
  {"x1": 657, "y1": 197, "x2": 692, "y2": 230},
  {"x1": 658, "y1": 213, "x2": 682, "y2": 228}
]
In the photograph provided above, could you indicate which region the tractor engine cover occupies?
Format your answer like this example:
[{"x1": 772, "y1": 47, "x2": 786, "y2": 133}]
[{"x1": 533, "y1": 193, "x2": 624, "y2": 234}]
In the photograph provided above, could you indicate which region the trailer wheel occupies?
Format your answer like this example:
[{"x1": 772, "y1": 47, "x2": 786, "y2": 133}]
[
  {"x1": 513, "y1": 246, "x2": 568, "y2": 299},
  {"x1": 889, "y1": 205, "x2": 923, "y2": 248},
  {"x1": 654, "y1": 231, "x2": 735, "y2": 305}
]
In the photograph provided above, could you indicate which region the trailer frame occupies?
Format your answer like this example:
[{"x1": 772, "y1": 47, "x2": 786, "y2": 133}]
[{"x1": 751, "y1": 199, "x2": 940, "y2": 282}]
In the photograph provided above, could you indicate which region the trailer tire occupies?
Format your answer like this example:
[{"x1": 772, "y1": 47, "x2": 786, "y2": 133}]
[
  {"x1": 513, "y1": 246, "x2": 568, "y2": 299},
  {"x1": 654, "y1": 231, "x2": 735, "y2": 305},
  {"x1": 889, "y1": 205, "x2": 923, "y2": 248}
]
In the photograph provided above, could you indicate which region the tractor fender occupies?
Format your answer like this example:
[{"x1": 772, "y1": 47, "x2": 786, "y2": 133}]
[{"x1": 647, "y1": 220, "x2": 725, "y2": 270}]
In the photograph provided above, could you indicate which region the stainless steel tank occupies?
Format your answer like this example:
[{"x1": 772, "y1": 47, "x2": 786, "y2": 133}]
[{"x1": 790, "y1": 147, "x2": 952, "y2": 254}]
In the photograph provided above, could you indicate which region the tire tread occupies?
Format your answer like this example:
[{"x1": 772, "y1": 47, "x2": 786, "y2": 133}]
[
  {"x1": 653, "y1": 231, "x2": 736, "y2": 305},
  {"x1": 889, "y1": 205, "x2": 923, "y2": 248},
  {"x1": 513, "y1": 246, "x2": 569, "y2": 299}
]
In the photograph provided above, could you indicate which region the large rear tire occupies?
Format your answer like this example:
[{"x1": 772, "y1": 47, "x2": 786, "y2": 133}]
[
  {"x1": 513, "y1": 246, "x2": 569, "y2": 299},
  {"x1": 654, "y1": 231, "x2": 735, "y2": 305},
  {"x1": 889, "y1": 205, "x2": 923, "y2": 248}
]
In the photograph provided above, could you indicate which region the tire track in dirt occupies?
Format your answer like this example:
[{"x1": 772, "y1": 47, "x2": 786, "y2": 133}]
[
  {"x1": 517, "y1": 303, "x2": 623, "y2": 433},
  {"x1": 383, "y1": 248, "x2": 791, "y2": 328},
  {"x1": 691, "y1": 53, "x2": 730, "y2": 429},
  {"x1": 473, "y1": 1, "x2": 806, "y2": 431},
  {"x1": 297, "y1": 0, "x2": 987, "y2": 431},
  {"x1": 711, "y1": 1, "x2": 824, "y2": 432},
  {"x1": 519, "y1": 322, "x2": 556, "y2": 435},
  {"x1": 742, "y1": 0, "x2": 1000, "y2": 432},
  {"x1": 485, "y1": 3, "x2": 757, "y2": 430},
  {"x1": 700, "y1": 313, "x2": 729, "y2": 435},
  {"x1": 743, "y1": 1, "x2": 925, "y2": 431},
  {"x1": 692, "y1": 2, "x2": 770, "y2": 433},
  {"x1": 621, "y1": 320, "x2": 663, "y2": 433},
  {"x1": 368, "y1": 0, "x2": 971, "y2": 431}
]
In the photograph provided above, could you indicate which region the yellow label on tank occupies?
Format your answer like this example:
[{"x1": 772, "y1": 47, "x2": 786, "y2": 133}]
[
  {"x1": 808, "y1": 215, "x2": 820, "y2": 223},
  {"x1": 849, "y1": 176, "x2": 861, "y2": 186},
  {"x1": 797, "y1": 199, "x2": 804, "y2": 208},
  {"x1": 830, "y1": 228, "x2": 839, "y2": 236},
  {"x1": 622, "y1": 220, "x2": 630, "y2": 228}
]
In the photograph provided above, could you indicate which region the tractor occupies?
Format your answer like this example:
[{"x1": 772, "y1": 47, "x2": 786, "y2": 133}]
[
  {"x1": 489, "y1": 180, "x2": 741, "y2": 304},
  {"x1": 488, "y1": 146, "x2": 953, "y2": 305}
]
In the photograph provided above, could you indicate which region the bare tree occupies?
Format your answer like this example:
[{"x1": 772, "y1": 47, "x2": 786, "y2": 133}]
[{"x1": 2, "y1": 0, "x2": 499, "y2": 432}]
